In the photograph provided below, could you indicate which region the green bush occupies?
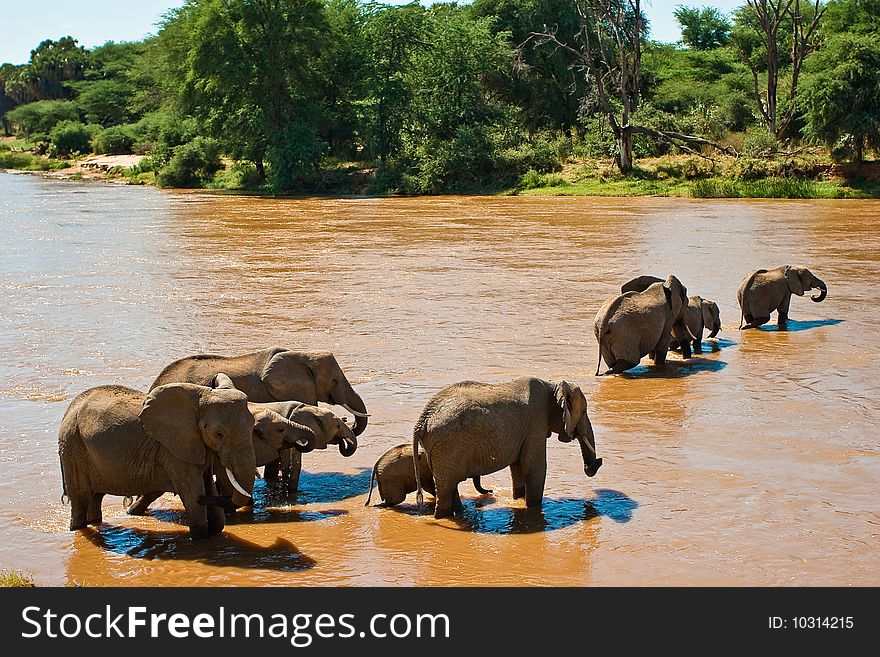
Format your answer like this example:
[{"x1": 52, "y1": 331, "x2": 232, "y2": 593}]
[
  {"x1": 0, "y1": 151, "x2": 69, "y2": 171},
  {"x1": 49, "y1": 121, "x2": 99, "y2": 156},
  {"x1": 741, "y1": 126, "x2": 779, "y2": 157},
  {"x1": 518, "y1": 169, "x2": 570, "y2": 189},
  {"x1": 156, "y1": 137, "x2": 223, "y2": 188},
  {"x1": 7, "y1": 100, "x2": 79, "y2": 136},
  {"x1": 92, "y1": 125, "x2": 135, "y2": 154}
]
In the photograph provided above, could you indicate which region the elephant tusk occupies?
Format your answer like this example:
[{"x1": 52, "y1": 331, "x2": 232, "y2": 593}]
[
  {"x1": 226, "y1": 468, "x2": 250, "y2": 498},
  {"x1": 580, "y1": 438, "x2": 597, "y2": 456},
  {"x1": 343, "y1": 436, "x2": 356, "y2": 447},
  {"x1": 296, "y1": 439, "x2": 310, "y2": 448},
  {"x1": 341, "y1": 404, "x2": 370, "y2": 418},
  {"x1": 254, "y1": 469, "x2": 262, "y2": 480}
]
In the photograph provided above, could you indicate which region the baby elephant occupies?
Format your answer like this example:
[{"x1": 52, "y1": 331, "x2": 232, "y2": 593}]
[
  {"x1": 671, "y1": 296, "x2": 722, "y2": 354},
  {"x1": 365, "y1": 443, "x2": 491, "y2": 507}
]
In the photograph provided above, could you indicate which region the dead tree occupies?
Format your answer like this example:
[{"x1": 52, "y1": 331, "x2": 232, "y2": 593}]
[
  {"x1": 532, "y1": 0, "x2": 735, "y2": 173},
  {"x1": 734, "y1": 0, "x2": 825, "y2": 139}
]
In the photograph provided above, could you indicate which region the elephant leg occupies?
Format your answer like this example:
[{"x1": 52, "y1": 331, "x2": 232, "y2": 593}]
[
  {"x1": 433, "y1": 477, "x2": 459, "y2": 519},
  {"x1": 777, "y1": 294, "x2": 792, "y2": 328},
  {"x1": 743, "y1": 316, "x2": 771, "y2": 329},
  {"x1": 510, "y1": 462, "x2": 525, "y2": 499},
  {"x1": 69, "y1": 492, "x2": 90, "y2": 530},
  {"x1": 520, "y1": 443, "x2": 547, "y2": 509},
  {"x1": 87, "y1": 493, "x2": 104, "y2": 525},
  {"x1": 692, "y1": 339, "x2": 702, "y2": 354},
  {"x1": 452, "y1": 487, "x2": 464, "y2": 514},
  {"x1": 606, "y1": 359, "x2": 637, "y2": 375},
  {"x1": 204, "y1": 473, "x2": 225, "y2": 536},
  {"x1": 177, "y1": 478, "x2": 210, "y2": 540},
  {"x1": 282, "y1": 448, "x2": 303, "y2": 497},
  {"x1": 652, "y1": 344, "x2": 669, "y2": 366},
  {"x1": 263, "y1": 458, "x2": 281, "y2": 481},
  {"x1": 127, "y1": 491, "x2": 162, "y2": 516}
]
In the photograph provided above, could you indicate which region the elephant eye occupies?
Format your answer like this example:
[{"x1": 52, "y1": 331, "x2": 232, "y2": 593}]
[{"x1": 216, "y1": 431, "x2": 224, "y2": 439}]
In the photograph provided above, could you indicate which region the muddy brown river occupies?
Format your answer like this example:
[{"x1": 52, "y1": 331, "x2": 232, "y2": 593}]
[{"x1": 0, "y1": 171, "x2": 877, "y2": 586}]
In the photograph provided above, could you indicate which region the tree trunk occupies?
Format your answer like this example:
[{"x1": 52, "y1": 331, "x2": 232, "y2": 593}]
[
  {"x1": 616, "y1": 128, "x2": 634, "y2": 174},
  {"x1": 255, "y1": 158, "x2": 266, "y2": 180}
]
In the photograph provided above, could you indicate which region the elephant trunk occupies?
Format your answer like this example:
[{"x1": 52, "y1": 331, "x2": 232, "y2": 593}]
[
  {"x1": 576, "y1": 418, "x2": 602, "y2": 478},
  {"x1": 708, "y1": 322, "x2": 721, "y2": 338},
  {"x1": 287, "y1": 418, "x2": 317, "y2": 453},
  {"x1": 220, "y1": 446, "x2": 256, "y2": 507},
  {"x1": 338, "y1": 433, "x2": 358, "y2": 457},
  {"x1": 811, "y1": 278, "x2": 827, "y2": 302},
  {"x1": 339, "y1": 387, "x2": 368, "y2": 436}
]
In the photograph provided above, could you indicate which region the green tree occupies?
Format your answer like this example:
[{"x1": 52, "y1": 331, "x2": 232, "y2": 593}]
[
  {"x1": 156, "y1": 0, "x2": 328, "y2": 189},
  {"x1": 360, "y1": 3, "x2": 426, "y2": 165},
  {"x1": 801, "y1": 0, "x2": 880, "y2": 160},
  {"x1": 674, "y1": 6, "x2": 732, "y2": 50}
]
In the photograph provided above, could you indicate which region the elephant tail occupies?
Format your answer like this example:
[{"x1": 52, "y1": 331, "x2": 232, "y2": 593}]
[
  {"x1": 58, "y1": 453, "x2": 69, "y2": 505},
  {"x1": 473, "y1": 476, "x2": 493, "y2": 495},
  {"x1": 365, "y1": 461, "x2": 378, "y2": 506},
  {"x1": 413, "y1": 427, "x2": 425, "y2": 511}
]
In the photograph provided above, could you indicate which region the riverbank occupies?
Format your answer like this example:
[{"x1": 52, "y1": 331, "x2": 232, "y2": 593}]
[{"x1": 2, "y1": 140, "x2": 879, "y2": 199}]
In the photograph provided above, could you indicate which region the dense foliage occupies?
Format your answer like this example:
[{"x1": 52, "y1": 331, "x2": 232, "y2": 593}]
[{"x1": 1, "y1": 0, "x2": 877, "y2": 192}]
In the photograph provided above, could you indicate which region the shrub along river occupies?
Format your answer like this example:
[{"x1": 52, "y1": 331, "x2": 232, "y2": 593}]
[{"x1": 0, "y1": 171, "x2": 877, "y2": 585}]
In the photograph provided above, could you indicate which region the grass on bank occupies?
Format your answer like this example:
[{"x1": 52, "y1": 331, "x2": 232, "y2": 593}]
[
  {"x1": 0, "y1": 569, "x2": 36, "y2": 587},
  {"x1": 0, "y1": 151, "x2": 69, "y2": 172}
]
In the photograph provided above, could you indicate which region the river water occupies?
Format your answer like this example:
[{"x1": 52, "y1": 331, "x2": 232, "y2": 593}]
[{"x1": 0, "y1": 171, "x2": 877, "y2": 586}]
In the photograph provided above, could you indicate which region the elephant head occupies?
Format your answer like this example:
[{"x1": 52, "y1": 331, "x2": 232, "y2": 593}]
[
  {"x1": 140, "y1": 376, "x2": 256, "y2": 500},
  {"x1": 290, "y1": 405, "x2": 358, "y2": 457},
  {"x1": 261, "y1": 350, "x2": 369, "y2": 436},
  {"x1": 701, "y1": 299, "x2": 722, "y2": 338},
  {"x1": 786, "y1": 266, "x2": 827, "y2": 302},
  {"x1": 250, "y1": 406, "x2": 317, "y2": 455},
  {"x1": 554, "y1": 381, "x2": 602, "y2": 477}
]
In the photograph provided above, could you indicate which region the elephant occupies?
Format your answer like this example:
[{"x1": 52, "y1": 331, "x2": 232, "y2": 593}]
[
  {"x1": 670, "y1": 296, "x2": 722, "y2": 354},
  {"x1": 595, "y1": 274, "x2": 693, "y2": 375},
  {"x1": 364, "y1": 443, "x2": 491, "y2": 507},
  {"x1": 412, "y1": 377, "x2": 602, "y2": 519},
  {"x1": 737, "y1": 265, "x2": 827, "y2": 329},
  {"x1": 150, "y1": 346, "x2": 368, "y2": 483},
  {"x1": 58, "y1": 376, "x2": 256, "y2": 539},
  {"x1": 126, "y1": 394, "x2": 358, "y2": 514}
]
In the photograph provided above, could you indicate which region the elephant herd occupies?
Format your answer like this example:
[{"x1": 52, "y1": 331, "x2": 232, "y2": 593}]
[{"x1": 58, "y1": 264, "x2": 827, "y2": 535}]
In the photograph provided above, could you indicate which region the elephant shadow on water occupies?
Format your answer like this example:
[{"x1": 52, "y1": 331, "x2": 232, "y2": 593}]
[
  {"x1": 264, "y1": 467, "x2": 373, "y2": 506},
  {"x1": 752, "y1": 318, "x2": 842, "y2": 332},
  {"x1": 400, "y1": 488, "x2": 637, "y2": 535},
  {"x1": 78, "y1": 524, "x2": 317, "y2": 572},
  {"x1": 619, "y1": 356, "x2": 727, "y2": 379}
]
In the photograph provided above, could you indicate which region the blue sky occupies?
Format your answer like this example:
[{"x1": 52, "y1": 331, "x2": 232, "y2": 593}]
[{"x1": 0, "y1": 0, "x2": 746, "y2": 65}]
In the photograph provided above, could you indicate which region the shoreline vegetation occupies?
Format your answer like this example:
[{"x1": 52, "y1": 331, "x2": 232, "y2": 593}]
[
  {"x1": 2, "y1": 1, "x2": 879, "y2": 200},
  {"x1": 3, "y1": 138, "x2": 879, "y2": 199}
]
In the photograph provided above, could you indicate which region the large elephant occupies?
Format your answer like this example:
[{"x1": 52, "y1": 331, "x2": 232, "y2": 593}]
[
  {"x1": 671, "y1": 296, "x2": 722, "y2": 354},
  {"x1": 737, "y1": 265, "x2": 827, "y2": 329},
  {"x1": 150, "y1": 347, "x2": 368, "y2": 482},
  {"x1": 595, "y1": 274, "x2": 693, "y2": 375},
  {"x1": 126, "y1": 391, "x2": 358, "y2": 513},
  {"x1": 412, "y1": 377, "x2": 602, "y2": 519},
  {"x1": 58, "y1": 377, "x2": 256, "y2": 539},
  {"x1": 365, "y1": 443, "x2": 491, "y2": 507}
]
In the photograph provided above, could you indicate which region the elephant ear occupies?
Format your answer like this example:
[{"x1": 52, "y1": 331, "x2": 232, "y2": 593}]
[
  {"x1": 554, "y1": 381, "x2": 575, "y2": 439},
  {"x1": 785, "y1": 266, "x2": 805, "y2": 296},
  {"x1": 663, "y1": 275, "x2": 687, "y2": 319},
  {"x1": 261, "y1": 350, "x2": 314, "y2": 401},
  {"x1": 701, "y1": 300, "x2": 714, "y2": 331},
  {"x1": 212, "y1": 372, "x2": 236, "y2": 390},
  {"x1": 140, "y1": 383, "x2": 207, "y2": 466}
]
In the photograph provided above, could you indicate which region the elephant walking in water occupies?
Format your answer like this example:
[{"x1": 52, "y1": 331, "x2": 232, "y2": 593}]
[
  {"x1": 595, "y1": 274, "x2": 693, "y2": 375},
  {"x1": 737, "y1": 265, "x2": 827, "y2": 329},
  {"x1": 58, "y1": 376, "x2": 256, "y2": 539},
  {"x1": 150, "y1": 347, "x2": 368, "y2": 489},
  {"x1": 412, "y1": 377, "x2": 601, "y2": 519},
  {"x1": 671, "y1": 296, "x2": 722, "y2": 354}
]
